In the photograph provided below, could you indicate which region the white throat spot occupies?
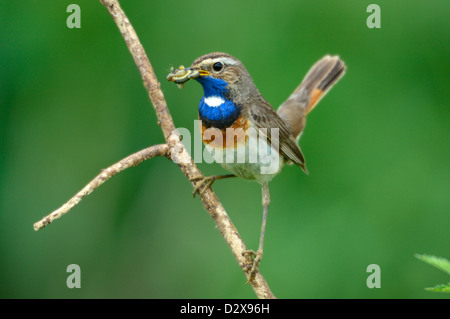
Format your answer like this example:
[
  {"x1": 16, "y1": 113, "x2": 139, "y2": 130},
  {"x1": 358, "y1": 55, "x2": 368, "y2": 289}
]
[{"x1": 204, "y1": 96, "x2": 225, "y2": 107}]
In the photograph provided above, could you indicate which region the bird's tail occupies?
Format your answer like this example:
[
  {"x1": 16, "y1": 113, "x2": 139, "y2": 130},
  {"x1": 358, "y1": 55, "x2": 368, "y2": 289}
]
[{"x1": 277, "y1": 55, "x2": 346, "y2": 138}]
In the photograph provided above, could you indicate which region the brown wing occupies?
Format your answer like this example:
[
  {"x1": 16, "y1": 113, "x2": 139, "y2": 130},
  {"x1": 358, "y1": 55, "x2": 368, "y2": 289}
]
[{"x1": 248, "y1": 101, "x2": 307, "y2": 173}]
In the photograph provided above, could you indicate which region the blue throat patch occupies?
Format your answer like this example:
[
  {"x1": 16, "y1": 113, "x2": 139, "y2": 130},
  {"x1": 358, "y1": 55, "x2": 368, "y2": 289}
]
[{"x1": 196, "y1": 76, "x2": 240, "y2": 129}]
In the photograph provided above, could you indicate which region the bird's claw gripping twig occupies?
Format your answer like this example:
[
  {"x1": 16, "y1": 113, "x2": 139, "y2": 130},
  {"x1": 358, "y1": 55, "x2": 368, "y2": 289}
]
[
  {"x1": 190, "y1": 175, "x2": 218, "y2": 197},
  {"x1": 190, "y1": 174, "x2": 236, "y2": 197},
  {"x1": 242, "y1": 249, "x2": 263, "y2": 284}
]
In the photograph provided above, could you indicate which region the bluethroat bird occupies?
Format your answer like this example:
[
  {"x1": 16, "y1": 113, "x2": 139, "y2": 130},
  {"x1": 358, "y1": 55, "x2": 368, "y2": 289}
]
[{"x1": 167, "y1": 52, "x2": 346, "y2": 282}]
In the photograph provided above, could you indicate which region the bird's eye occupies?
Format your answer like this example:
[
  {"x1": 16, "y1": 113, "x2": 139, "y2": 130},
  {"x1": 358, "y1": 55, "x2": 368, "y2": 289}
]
[{"x1": 212, "y1": 62, "x2": 224, "y2": 72}]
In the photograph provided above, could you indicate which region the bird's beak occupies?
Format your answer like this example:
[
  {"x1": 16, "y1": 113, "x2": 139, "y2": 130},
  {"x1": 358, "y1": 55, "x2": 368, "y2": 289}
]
[{"x1": 167, "y1": 66, "x2": 209, "y2": 84}]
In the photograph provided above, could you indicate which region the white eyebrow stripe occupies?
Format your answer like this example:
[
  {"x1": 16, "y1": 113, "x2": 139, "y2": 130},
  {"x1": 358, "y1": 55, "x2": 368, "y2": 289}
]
[
  {"x1": 204, "y1": 96, "x2": 225, "y2": 107},
  {"x1": 218, "y1": 57, "x2": 238, "y2": 65},
  {"x1": 200, "y1": 57, "x2": 239, "y2": 66}
]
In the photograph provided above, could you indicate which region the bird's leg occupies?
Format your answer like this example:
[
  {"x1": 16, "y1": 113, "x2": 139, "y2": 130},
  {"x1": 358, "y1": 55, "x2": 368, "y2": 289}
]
[
  {"x1": 190, "y1": 174, "x2": 236, "y2": 197},
  {"x1": 243, "y1": 182, "x2": 270, "y2": 284}
]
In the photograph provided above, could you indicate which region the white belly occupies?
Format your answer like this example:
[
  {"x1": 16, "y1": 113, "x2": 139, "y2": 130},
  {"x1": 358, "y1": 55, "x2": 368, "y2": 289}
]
[{"x1": 204, "y1": 132, "x2": 285, "y2": 184}]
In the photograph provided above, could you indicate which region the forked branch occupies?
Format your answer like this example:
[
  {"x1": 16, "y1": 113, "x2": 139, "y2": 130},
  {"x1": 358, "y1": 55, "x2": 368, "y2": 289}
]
[{"x1": 33, "y1": 144, "x2": 169, "y2": 231}]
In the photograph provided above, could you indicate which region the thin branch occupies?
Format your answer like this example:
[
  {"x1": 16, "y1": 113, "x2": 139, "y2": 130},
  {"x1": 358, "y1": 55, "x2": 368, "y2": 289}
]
[
  {"x1": 33, "y1": 144, "x2": 169, "y2": 231},
  {"x1": 99, "y1": 0, "x2": 175, "y2": 140},
  {"x1": 34, "y1": 0, "x2": 275, "y2": 299}
]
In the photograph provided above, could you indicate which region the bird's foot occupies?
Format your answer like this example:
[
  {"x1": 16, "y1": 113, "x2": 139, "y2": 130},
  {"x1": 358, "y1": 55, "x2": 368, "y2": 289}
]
[
  {"x1": 190, "y1": 175, "x2": 218, "y2": 197},
  {"x1": 242, "y1": 249, "x2": 263, "y2": 284},
  {"x1": 190, "y1": 174, "x2": 235, "y2": 197}
]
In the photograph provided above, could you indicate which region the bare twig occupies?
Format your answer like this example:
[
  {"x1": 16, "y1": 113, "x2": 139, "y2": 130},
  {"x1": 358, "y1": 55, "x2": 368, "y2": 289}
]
[
  {"x1": 34, "y1": 0, "x2": 275, "y2": 299},
  {"x1": 99, "y1": 0, "x2": 175, "y2": 140},
  {"x1": 33, "y1": 144, "x2": 169, "y2": 231}
]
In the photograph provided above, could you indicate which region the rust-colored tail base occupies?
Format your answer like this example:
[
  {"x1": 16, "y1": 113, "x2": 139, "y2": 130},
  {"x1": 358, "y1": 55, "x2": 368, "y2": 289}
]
[{"x1": 277, "y1": 56, "x2": 346, "y2": 138}]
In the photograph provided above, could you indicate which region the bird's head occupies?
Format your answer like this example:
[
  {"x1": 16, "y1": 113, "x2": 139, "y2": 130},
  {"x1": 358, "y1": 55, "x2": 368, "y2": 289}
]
[{"x1": 167, "y1": 52, "x2": 259, "y2": 104}]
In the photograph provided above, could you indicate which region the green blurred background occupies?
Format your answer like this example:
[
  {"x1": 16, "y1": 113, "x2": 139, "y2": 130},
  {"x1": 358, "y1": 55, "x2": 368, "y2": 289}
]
[{"x1": 0, "y1": 0, "x2": 448, "y2": 299}]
